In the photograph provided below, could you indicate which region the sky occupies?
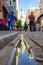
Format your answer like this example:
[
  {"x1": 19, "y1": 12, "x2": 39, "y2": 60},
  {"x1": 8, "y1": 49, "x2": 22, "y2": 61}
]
[{"x1": 18, "y1": 0, "x2": 39, "y2": 14}]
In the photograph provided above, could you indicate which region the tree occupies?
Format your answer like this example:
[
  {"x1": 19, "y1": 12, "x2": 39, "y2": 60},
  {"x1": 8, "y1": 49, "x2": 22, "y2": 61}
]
[
  {"x1": 17, "y1": 19, "x2": 22, "y2": 30},
  {"x1": 17, "y1": 19, "x2": 22, "y2": 27}
]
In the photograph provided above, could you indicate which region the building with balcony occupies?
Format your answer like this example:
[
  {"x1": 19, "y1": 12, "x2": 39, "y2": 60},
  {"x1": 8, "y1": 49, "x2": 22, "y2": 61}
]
[{"x1": 2, "y1": 0, "x2": 18, "y2": 19}]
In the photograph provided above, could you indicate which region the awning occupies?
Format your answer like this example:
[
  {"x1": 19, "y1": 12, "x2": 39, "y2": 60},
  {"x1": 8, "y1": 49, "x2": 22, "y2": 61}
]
[
  {"x1": 2, "y1": 5, "x2": 8, "y2": 13},
  {"x1": 38, "y1": 14, "x2": 43, "y2": 19}
]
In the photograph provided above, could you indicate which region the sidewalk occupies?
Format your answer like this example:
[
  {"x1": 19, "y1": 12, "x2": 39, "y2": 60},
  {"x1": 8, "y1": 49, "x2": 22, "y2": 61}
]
[
  {"x1": 27, "y1": 31, "x2": 43, "y2": 47},
  {"x1": 0, "y1": 31, "x2": 19, "y2": 49},
  {"x1": 0, "y1": 32, "x2": 20, "y2": 65},
  {"x1": 26, "y1": 31, "x2": 43, "y2": 62}
]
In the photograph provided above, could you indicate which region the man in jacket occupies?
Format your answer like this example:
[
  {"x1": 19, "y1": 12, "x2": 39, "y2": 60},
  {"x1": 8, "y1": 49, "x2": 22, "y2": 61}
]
[{"x1": 28, "y1": 12, "x2": 35, "y2": 31}]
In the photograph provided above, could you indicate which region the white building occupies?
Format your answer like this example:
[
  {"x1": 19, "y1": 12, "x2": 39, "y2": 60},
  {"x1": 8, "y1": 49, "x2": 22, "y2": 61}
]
[
  {"x1": 13, "y1": 0, "x2": 18, "y2": 19},
  {"x1": 18, "y1": 10, "x2": 26, "y2": 26}
]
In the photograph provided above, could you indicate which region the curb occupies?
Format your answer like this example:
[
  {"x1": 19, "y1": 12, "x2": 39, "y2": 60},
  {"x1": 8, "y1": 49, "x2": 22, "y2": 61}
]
[{"x1": 35, "y1": 57, "x2": 43, "y2": 62}]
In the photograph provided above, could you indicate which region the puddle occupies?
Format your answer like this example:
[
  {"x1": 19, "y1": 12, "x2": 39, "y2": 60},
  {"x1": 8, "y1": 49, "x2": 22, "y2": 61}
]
[{"x1": 16, "y1": 35, "x2": 37, "y2": 65}]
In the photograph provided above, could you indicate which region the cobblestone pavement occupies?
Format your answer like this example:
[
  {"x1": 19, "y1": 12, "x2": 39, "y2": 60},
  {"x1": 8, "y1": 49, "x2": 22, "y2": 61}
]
[
  {"x1": 0, "y1": 31, "x2": 43, "y2": 65},
  {"x1": 27, "y1": 31, "x2": 43, "y2": 47},
  {"x1": 22, "y1": 31, "x2": 43, "y2": 65},
  {"x1": 0, "y1": 32, "x2": 21, "y2": 65},
  {"x1": 0, "y1": 31, "x2": 19, "y2": 36}
]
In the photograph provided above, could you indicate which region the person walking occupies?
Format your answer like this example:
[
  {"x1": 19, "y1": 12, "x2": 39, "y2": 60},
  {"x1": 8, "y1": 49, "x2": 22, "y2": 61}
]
[
  {"x1": 24, "y1": 22, "x2": 28, "y2": 31},
  {"x1": 7, "y1": 10, "x2": 14, "y2": 30},
  {"x1": 28, "y1": 12, "x2": 35, "y2": 31}
]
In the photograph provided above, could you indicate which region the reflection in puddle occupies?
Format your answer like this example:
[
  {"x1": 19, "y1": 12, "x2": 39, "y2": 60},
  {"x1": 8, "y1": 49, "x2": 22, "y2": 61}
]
[
  {"x1": 27, "y1": 48, "x2": 33, "y2": 60},
  {"x1": 16, "y1": 35, "x2": 37, "y2": 65}
]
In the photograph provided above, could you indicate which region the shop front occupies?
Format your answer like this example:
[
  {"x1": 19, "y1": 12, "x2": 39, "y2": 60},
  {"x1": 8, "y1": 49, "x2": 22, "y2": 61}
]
[{"x1": 37, "y1": 14, "x2": 43, "y2": 31}]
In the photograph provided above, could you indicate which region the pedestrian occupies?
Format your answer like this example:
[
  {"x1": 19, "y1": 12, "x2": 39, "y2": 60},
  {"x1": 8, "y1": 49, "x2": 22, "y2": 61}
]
[
  {"x1": 24, "y1": 22, "x2": 28, "y2": 31},
  {"x1": 7, "y1": 10, "x2": 14, "y2": 30},
  {"x1": 28, "y1": 11, "x2": 35, "y2": 31},
  {"x1": 0, "y1": 19, "x2": 2, "y2": 30}
]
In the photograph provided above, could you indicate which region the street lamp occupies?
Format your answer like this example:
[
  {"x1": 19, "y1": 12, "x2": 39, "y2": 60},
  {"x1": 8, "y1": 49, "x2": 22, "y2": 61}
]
[
  {"x1": 10, "y1": 0, "x2": 11, "y2": 5},
  {"x1": 20, "y1": 9, "x2": 22, "y2": 19}
]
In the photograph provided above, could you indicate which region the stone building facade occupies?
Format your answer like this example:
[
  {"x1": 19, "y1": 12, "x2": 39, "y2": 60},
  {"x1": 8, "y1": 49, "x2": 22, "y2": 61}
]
[
  {"x1": 0, "y1": 0, "x2": 18, "y2": 19},
  {"x1": 39, "y1": 0, "x2": 43, "y2": 14},
  {"x1": 37, "y1": 0, "x2": 43, "y2": 30}
]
